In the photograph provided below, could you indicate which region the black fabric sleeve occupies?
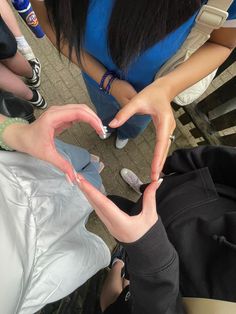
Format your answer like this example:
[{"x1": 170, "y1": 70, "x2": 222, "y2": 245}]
[
  {"x1": 122, "y1": 218, "x2": 184, "y2": 314},
  {"x1": 163, "y1": 146, "x2": 236, "y2": 189},
  {"x1": 0, "y1": 16, "x2": 17, "y2": 60}
]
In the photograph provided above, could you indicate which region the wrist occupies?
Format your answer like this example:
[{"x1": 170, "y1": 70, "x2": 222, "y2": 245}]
[
  {"x1": 153, "y1": 77, "x2": 178, "y2": 102},
  {"x1": 109, "y1": 78, "x2": 119, "y2": 97},
  {"x1": 99, "y1": 70, "x2": 117, "y2": 94},
  {"x1": 2, "y1": 121, "x2": 29, "y2": 152}
]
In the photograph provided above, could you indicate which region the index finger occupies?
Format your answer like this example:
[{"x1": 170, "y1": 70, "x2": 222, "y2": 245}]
[
  {"x1": 76, "y1": 174, "x2": 128, "y2": 227},
  {"x1": 42, "y1": 107, "x2": 105, "y2": 136}
]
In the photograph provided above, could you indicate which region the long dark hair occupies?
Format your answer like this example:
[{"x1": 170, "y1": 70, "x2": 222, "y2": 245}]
[{"x1": 45, "y1": 0, "x2": 200, "y2": 70}]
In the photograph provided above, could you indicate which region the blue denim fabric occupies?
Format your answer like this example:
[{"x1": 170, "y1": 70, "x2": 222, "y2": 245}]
[
  {"x1": 83, "y1": 73, "x2": 152, "y2": 139},
  {"x1": 55, "y1": 139, "x2": 102, "y2": 189}
]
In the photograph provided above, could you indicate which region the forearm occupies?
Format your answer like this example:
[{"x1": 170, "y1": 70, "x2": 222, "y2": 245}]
[
  {"x1": 123, "y1": 219, "x2": 183, "y2": 314},
  {"x1": 31, "y1": 0, "x2": 107, "y2": 84},
  {"x1": 154, "y1": 41, "x2": 232, "y2": 100}
]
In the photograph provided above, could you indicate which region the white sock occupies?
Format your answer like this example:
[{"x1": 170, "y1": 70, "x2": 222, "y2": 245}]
[
  {"x1": 15, "y1": 36, "x2": 36, "y2": 61},
  {"x1": 15, "y1": 36, "x2": 31, "y2": 49}
]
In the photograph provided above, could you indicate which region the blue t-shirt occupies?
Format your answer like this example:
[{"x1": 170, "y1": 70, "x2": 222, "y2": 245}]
[{"x1": 83, "y1": 0, "x2": 236, "y2": 91}]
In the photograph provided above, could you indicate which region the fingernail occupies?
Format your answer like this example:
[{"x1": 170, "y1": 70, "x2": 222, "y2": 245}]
[
  {"x1": 158, "y1": 178, "x2": 163, "y2": 185},
  {"x1": 76, "y1": 176, "x2": 81, "y2": 185},
  {"x1": 76, "y1": 174, "x2": 84, "y2": 185},
  {"x1": 66, "y1": 174, "x2": 74, "y2": 186},
  {"x1": 109, "y1": 119, "x2": 118, "y2": 127}
]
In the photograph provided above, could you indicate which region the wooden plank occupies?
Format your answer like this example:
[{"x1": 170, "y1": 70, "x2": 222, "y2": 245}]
[
  {"x1": 197, "y1": 77, "x2": 236, "y2": 115},
  {"x1": 208, "y1": 97, "x2": 236, "y2": 121},
  {"x1": 221, "y1": 133, "x2": 236, "y2": 146},
  {"x1": 190, "y1": 127, "x2": 203, "y2": 139},
  {"x1": 178, "y1": 112, "x2": 192, "y2": 125},
  {"x1": 211, "y1": 110, "x2": 236, "y2": 131},
  {"x1": 183, "y1": 104, "x2": 221, "y2": 145}
]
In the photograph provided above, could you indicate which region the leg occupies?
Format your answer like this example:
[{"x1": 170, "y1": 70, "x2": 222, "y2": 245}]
[
  {"x1": 0, "y1": 0, "x2": 36, "y2": 60},
  {"x1": 0, "y1": 62, "x2": 33, "y2": 100},
  {"x1": 0, "y1": 61, "x2": 46, "y2": 108},
  {"x1": 100, "y1": 261, "x2": 124, "y2": 312},
  {"x1": 1, "y1": 52, "x2": 33, "y2": 78}
]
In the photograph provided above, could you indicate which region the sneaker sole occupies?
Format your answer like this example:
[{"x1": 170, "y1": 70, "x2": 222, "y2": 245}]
[
  {"x1": 30, "y1": 99, "x2": 48, "y2": 109},
  {"x1": 116, "y1": 138, "x2": 129, "y2": 149},
  {"x1": 27, "y1": 59, "x2": 42, "y2": 89},
  {"x1": 26, "y1": 79, "x2": 41, "y2": 89}
]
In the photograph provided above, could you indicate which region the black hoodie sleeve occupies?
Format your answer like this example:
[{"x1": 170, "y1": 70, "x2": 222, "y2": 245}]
[
  {"x1": 122, "y1": 218, "x2": 185, "y2": 314},
  {"x1": 163, "y1": 145, "x2": 236, "y2": 189}
]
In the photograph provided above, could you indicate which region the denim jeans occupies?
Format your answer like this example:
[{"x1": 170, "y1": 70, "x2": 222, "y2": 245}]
[
  {"x1": 55, "y1": 139, "x2": 102, "y2": 189},
  {"x1": 83, "y1": 74, "x2": 151, "y2": 139}
]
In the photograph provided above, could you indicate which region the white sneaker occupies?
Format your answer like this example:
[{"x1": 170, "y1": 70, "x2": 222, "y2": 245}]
[
  {"x1": 116, "y1": 137, "x2": 129, "y2": 149},
  {"x1": 120, "y1": 168, "x2": 143, "y2": 194},
  {"x1": 99, "y1": 132, "x2": 111, "y2": 140}
]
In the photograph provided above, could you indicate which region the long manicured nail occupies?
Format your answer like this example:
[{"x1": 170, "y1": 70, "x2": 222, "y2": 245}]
[
  {"x1": 76, "y1": 174, "x2": 84, "y2": 185},
  {"x1": 158, "y1": 178, "x2": 163, "y2": 185},
  {"x1": 76, "y1": 177, "x2": 81, "y2": 185},
  {"x1": 103, "y1": 125, "x2": 108, "y2": 132}
]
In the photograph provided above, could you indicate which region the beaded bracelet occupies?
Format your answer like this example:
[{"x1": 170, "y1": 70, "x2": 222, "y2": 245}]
[
  {"x1": 0, "y1": 117, "x2": 29, "y2": 151},
  {"x1": 99, "y1": 70, "x2": 114, "y2": 91},
  {"x1": 105, "y1": 75, "x2": 117, "y2": 94}
]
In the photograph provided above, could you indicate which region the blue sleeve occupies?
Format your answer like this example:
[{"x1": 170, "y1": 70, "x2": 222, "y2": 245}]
[{"x1": 227, "y1": 0, "x2": 236, "y2": 20}]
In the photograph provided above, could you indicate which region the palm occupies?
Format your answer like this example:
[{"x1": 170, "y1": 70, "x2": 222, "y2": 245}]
[{"x1": 77, "y1": 174, "x2": 162, "y2": 243}]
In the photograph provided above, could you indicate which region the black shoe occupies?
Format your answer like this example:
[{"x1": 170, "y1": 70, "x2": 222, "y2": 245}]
[
  {"x1": 109, "y1": 244, "x2": 126, "y2": 269},
  {"x1": 26, "y1": 58, "x2": 41, "y2": 88},
  {"x1": 29, "y1": 88, "x2": 47, "y2": 109},
  {"x1": 0, "y1": 91, "x2": 35, "y2": 123}
]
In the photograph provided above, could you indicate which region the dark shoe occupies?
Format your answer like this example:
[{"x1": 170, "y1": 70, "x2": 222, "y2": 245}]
[
  {"x1": 29, "y1": 88, "x2": 47, "y2": 109},
  {"x1": 0, "y1": 91, "x2": 35, "y2": 123},
  {"x1": 109, "y1": 244, "x2": 126, "y2": 269},
  {"x1": 26, "y1": 58, "x2": 41, "y2": 88}
]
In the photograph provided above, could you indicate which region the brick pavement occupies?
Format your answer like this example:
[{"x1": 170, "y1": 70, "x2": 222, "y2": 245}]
[{"x1": 19, "y1": 18, "x2": 199, "y2": 249}]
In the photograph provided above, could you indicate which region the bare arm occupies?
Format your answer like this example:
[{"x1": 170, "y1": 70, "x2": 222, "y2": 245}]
[
  {"x1": 0, "y1": 0, "x2": 22, "y2": 37},
  {"x1": 154, "y1": 28, "x2": 236, "y2": 99},
  {"x1": 109, "y1": 27, "x2": 236, "y2": 180}
]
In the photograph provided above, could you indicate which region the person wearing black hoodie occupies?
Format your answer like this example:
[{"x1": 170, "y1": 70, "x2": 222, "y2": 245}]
[{"x1": 77, "y1": 145, "x2": 236, "y2": 314}]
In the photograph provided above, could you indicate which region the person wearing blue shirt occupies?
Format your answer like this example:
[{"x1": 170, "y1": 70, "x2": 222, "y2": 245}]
[{"x1": 32, "y1": 0, "x2": 236, "y2": 180}]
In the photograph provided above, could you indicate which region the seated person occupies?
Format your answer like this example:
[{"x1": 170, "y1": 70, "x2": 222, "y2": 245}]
[
  {"x1": 0, "y1": 105, "x2": 110, "y2": 314},
  {"x1": 77, "y1": 145, "x2": 236, "y2": 314}
]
